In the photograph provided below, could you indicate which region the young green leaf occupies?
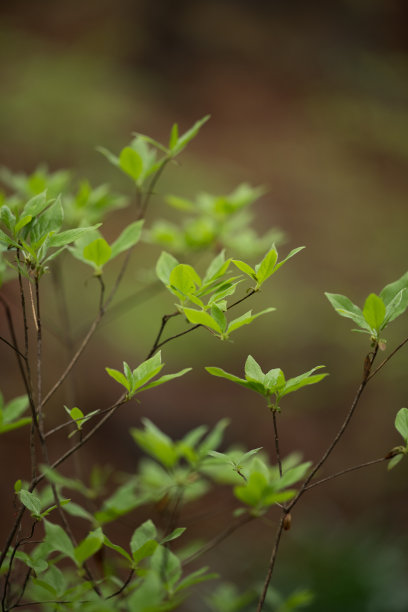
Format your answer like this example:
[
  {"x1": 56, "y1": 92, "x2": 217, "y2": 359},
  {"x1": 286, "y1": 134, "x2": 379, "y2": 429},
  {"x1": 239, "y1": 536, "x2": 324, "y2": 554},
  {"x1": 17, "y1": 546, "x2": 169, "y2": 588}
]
[
  {"x1": 18, "y1": 489, "x2": 42, "y2": 517},
  {"x1": 227, "y1": 307, "x2": 275, "y2": 334},
  {"x1": 254, "y1": 246, "x2": 278, "y2": 287},
  {"x1": 83, "y1": 238, "x2": 112, "y2": 272},
  {"x1": 169, "y1": 264, "x2": 201, "y2": 299},
  {"x1": 325, "y1": 293, "x2": 371, "y2": 331},
  {"x1": 170, "y1": 115, "x2": 210, "y2": 156},
  {"x1": 44, "y1": 520, "x2": 76, "y2": 561},
  {"x1": 182, "y1": 307, "x2": 222, "y2": 333},
  {"x1": 119, "y1": 147, "x2": 143, "y2": 181},
  {"x1": 74, "y1": 527, "x2": 104, "y2": 567},
  {"x1": 362, "y1": 293, "x2": 386, "y2": 333},
  {"x1": 156, "y1": 251, "x2": 179, "y2": 285},
  {"x1": 280, "y1": 366, "x2": 328, "y2": 397},
  {"x1": 110, "y1": 220, "x2": 144, "y2": 259},
  {"x1": 395, "y1": 407, "x2": 408, "y2": 443},
  {"x1": 105, "y1": 367, "x2": 131, "y2": 392},
  {"x1": 232, "y1": 259, "x2": 257, "y2": 280},
  {"x1": 244, "y1": 355, "x2": 265, "y2": 385}
]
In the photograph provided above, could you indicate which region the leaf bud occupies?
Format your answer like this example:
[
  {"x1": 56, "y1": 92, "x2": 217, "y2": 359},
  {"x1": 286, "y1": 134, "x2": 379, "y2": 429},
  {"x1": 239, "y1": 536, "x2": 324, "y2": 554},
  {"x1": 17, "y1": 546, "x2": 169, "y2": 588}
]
[{"x1": 283, "y1": 512, "x2": 292, "y2": 531}]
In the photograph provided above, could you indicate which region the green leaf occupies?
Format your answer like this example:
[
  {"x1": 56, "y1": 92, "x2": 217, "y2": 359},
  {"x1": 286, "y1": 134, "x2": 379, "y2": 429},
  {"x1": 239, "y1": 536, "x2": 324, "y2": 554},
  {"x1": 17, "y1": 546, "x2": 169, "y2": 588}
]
[
  {"x1": 3, "y1": 395, "x2": 29, "y2": 423},
  {"x1": 83, "y1": 238, "x2": 112, "y2": 271},
  {"x1": 0, "y1": 417, "x2": 31, "y2": 433},
  {"x1": 227, "y1": 307, "x2": 275, "y2": 334},
  {"x1": 380, "y1": 272, "x2": 408, "y2": 306},
  {"x1": 161, "y1": 527, "x2": 186, "y2": 544},
  {"x1": 264, "y1": 368, "x2": 286, "y2": 393},
  {"x1": 383, "y1": 289, "x2": 408, "y2": 326},
  {"x1": 388, "y1": 455, "x2": 404, "y2": 470},
  {"x1": 119, "y1": 147, "x2": 143, "y2": 181},
  {"x1": 210, "y1": 303, "x2": 227, "y2": 333},
  {"x1": 175, "y1": 567, "x2": 217, "y2": 593},
  {"x1": 169, "y1": 264, "x2": 201, "y2": 298},
  {"x1": 232, "y1": 259, "x2": 257, "y2": 280},
  {"x1": 0, "y1": 228, "x2": 19, "y2": 248},
  {"x1": 18, "y1": 489, "x2": 42, "y2": 516},
  {"x1": 141, "y1": 368, "x2": 192, "y2": 392},
  {"x1": 96, "y1": 146, "x2": 119, "y2": 167},
  {"x1": 203, "y1": 250, "x2": 230, "y2": 283},
  {"x1": 131, "y1": 419, "x2": 177, "y2": 468},
  {"x1": 103, "y1": 535, "x2": 132, "y2": 563},
  {"x1": 40, "y1": 464, "x2": 90, "y2": 496},
  {"x1": 244, "y1": 355, "x2": 265, "y2": 385},
  {"x1": 130, "y1": 519, "x2": 157, "y2": 555},
  {"x1": 395, "y1": 407, "x2": 408, "y2": 442},
  {"x1": 44, "y1": 520, "x2": 76, "y2": 561},
  {"x1": 205, "y1": 367, "x2": 253, "y2": 391},
  {"x1": 325, "y1": 293, "x2": 370, "y2": 331},
  {"x1": 74, "y1": 527, "x2": 104, "y2": 567},
  {"x1": 131, "y1": 352, "x2": 164, "y2": 393},
  {"x1": 280, "y1": 366, "x2": 328, "y2": 397},
  {"x1": 254, "y1": 246, "x2": 278, "y2": 287},
  {"x1": 273, "y1": 246, "x2": 305, "y2": 273},
  {"x1": 150, "y1": 545, "x2": 182, "y2": 587},
  {"x1": 277, "y1": 462, "x2": 312, "y2": 489},
  {"x1": 362, "y1": 293, "x2": 386, "y2": 332},
  {"x1": 105, "y1": 367, "x2": 131, "y2": 392},
  {"x1": 48, "y1": 225, "x2": 101, "y2": 248},
  {"x1": 182, "y1": 307, "x2": 222, "y2": 333},
  {"x1": 171, "y1": 115, "x2": 210, "y2": 156},
  {"x1": 156, "y1": 251, "x2": 179, "y2": 285},
  {"x1": 15, "y1": 215, "x2": 32, "y2": 234},
  {"x1": 110, "y1": 220, "x2": 144, "y2": 259},
  {"x1": 22, "y1": 191, "x2": 49, "y2": 217}
]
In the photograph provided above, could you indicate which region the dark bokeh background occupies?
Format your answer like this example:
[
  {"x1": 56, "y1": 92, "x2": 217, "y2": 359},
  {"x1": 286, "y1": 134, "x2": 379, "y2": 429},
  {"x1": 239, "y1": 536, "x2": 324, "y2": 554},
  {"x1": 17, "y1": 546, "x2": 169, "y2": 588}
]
[{"x1": 1, "y1": 1, "x2": 408, "y2": 610}]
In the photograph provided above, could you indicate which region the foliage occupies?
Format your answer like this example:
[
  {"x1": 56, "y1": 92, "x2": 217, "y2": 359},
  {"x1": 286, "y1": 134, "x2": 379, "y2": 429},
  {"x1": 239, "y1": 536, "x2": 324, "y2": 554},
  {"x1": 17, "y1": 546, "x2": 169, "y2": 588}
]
[{"x1": 0, "y1": 117, "x2": 407, "y2": 611}]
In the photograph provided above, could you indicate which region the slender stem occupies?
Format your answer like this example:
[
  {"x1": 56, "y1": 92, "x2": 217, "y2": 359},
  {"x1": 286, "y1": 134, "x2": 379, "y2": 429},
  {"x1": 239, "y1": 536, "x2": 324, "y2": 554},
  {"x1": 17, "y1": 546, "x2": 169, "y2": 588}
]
[
  {"x1": 303, "y1": 457, "x2": 387, "y2": 491},
  {"x1": 287, "y1": 344, "x2": 379, "y2": 512},
  {"x1": 42, "y1": 315, "x2": 101, "y2": 408},
  {"x1": 182, "y1": 513, "x2": 253, "y2": 567},
  {"x1": 34, "y1": 276, "x2": 44, "y2": 436},
  {"x1": 0, "y1": 295, "x2": 28, "y2": 380},
  {"x1": 272, "y1": 410, "x2": 282, "y2": 477},
  {"x1": 367, "y1": 335, "x2": 408, "y2": 382},
  {"x1": 257, "y1": 346, "x2": 380, "y2": 610},
  {"x1": 147, "y1": 312, "x2": 179, "y2": 359},
  {"x1": 106, "y1": 569, "x2": 134, "y2": 600},
  {"x1": 2, "y1": 521, "x2": 37, "y2": 611},
  {"x1": 0, "y1": 335, "x2": 26, "y2": 359},
  {"x1": 256, "y1": 513, "x2": 286, "y2": 612}
]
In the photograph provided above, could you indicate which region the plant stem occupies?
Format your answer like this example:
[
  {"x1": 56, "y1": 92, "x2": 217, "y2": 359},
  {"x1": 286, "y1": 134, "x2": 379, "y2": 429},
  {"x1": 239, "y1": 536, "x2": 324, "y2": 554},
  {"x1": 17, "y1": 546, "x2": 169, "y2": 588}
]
[
  {"x1": 256, "y1": 513, "x2": 285, "y2": 612},
  {"x1": 272, "y1": 410, "x2": 282, "y2": 477},
  {"x1": 182, "y1": 513, "x2": 253, "y2": 566},
  {"x1": 303, "y1": 456, "x2": 387, "y2": 491},
  {"x1": 367, "y1": 335, "x2": 408, "y2": 381},
  {"x1": 257, "y1": 346, "x2": 379, "y2": 610}
]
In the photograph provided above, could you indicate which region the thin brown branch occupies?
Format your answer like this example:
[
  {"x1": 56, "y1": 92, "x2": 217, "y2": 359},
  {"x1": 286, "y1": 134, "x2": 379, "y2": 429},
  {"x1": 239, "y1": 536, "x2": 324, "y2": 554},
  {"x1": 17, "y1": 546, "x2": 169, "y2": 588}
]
[
  {"x1": 287, "y1": 344, "x2": 379, "y2": 513},
  {"x1": 272, "y1": 410, "x2": 282, "y2": 478},
  {"x1": 256, "y1": 513, "x2": 286, "y2": 612},
  {"x1": 147, "y1": 311, "x2": 180, "y2": 358},
  {"x1": 304, "y1": 457, "x2": 387, "y2": 491},
  {"x1": 42, "y1": 315, "x2": 102, "y2": 408},
  {"x1": 182, "y1": 513, "x2": 253, "y2": 567},
  {"x1": 367, "y1": 335, "x2": 408, "y2": 382}
]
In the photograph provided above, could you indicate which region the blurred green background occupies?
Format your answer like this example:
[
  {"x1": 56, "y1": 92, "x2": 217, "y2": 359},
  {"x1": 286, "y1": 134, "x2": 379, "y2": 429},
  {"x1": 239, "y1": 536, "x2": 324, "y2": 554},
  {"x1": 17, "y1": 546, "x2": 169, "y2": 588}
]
[{"x1": 1, "y1": 1, "x2": 408, "y2": 610}]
